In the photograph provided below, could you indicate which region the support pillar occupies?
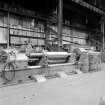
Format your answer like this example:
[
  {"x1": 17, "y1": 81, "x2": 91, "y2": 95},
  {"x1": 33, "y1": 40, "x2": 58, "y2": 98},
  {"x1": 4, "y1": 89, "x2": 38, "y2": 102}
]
[
  {"x1": 58, "y1": 0, "x2": 63, "y2": 50},
  {"x1": 101, "y1": 18, "x2": 105, "y2": 51},
  {"x1": 102, "y1": 23, "x2": 105, "y2": 51},
  {"x1": 44, "y1": 22, "x2": 50, "y2": 50},
  {"x1": 7, "y1": 12, "x2": 10, "y2": 48}
]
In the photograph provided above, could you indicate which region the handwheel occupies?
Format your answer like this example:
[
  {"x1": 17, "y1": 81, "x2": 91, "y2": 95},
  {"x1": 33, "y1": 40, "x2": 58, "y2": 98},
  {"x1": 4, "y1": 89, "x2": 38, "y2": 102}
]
[{"x1": 2, "y1": 62, "x2": 15, "y2": 82}]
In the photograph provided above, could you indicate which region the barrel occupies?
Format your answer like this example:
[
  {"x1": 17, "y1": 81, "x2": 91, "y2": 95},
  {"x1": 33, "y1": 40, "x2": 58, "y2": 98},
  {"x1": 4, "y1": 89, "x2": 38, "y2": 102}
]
[
  {"x1": 101, "y1": 52, "x2": 105, "y2": 63},
  {"x1": 89, "y1": 52, "x2": 101, "y2": 71},
  {"x1": 80, "y1": 63, "x2": 89, "y2": 73},
  {"x1": 79, "y1": 53, "x2": 89, "y2": 64},
  {"x1": 79, "y1": 52, "x2": 89, "y2": 73}
]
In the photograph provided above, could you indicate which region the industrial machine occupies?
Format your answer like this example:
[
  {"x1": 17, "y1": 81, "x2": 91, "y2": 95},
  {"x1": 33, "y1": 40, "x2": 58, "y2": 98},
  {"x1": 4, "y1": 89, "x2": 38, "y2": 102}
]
[{"x1": 0, "y1": 47, "x2": 72, "y2": 82}]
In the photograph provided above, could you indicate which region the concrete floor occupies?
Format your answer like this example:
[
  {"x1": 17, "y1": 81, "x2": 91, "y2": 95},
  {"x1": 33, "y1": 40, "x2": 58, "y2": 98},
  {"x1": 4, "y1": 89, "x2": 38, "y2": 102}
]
[{"x1": 0, "y1": 70, "x2": 105, "y2": 105}]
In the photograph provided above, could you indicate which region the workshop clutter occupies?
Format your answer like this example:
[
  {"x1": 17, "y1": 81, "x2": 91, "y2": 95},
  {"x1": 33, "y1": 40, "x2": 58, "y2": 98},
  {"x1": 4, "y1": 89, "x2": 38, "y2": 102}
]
[
  {"x1": 0, "y1": 49, "x2": 8, "y2": 63},
  {"x1": 73, "y1": 48, "x2": 102, "y2": 72},
  {"x1": 68, "y1": 53, "x2": 76, "y2": 63}
]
